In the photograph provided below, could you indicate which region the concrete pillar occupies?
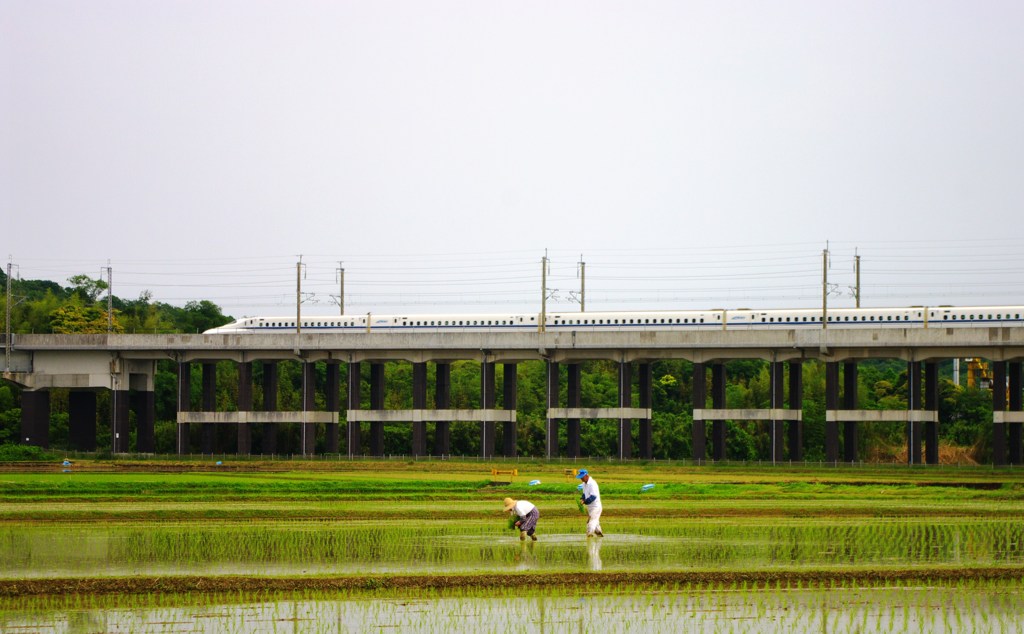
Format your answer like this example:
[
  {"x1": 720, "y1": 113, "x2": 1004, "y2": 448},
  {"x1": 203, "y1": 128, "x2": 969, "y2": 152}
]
[
  {"x1": 412, "y1": 362, "x2": 427, "y2": 457},
  {"x1": 843, "y1": 362, "x2": 858, "y2": 462},
  {"x1": 434, "y1": 362, "x2": 451, "y2": 456},
  {"x1": 566, "y1": 363, "x2": 581, "y2": 458},
  {"x1": 907, "y1": 361, "x2": 923, "y2": 465},
  {"x1": 480, "y1": 361, "x2": 495, "y2": 459},
  {"x1": 201, "y1": 362, "x2": 216, "y2": 454},
  {"x1": 262, "y1": 361, "x2": 278, "y2": 455},
  {"x1": 992, "y1": 361, "x2": 1007, "y2": 466},
  {"x1": 788, "y1": 361, "x2": 803, "y2": 461},
  {"x1": 770, "y1": 361, "x2": 785, "y2": 463},
  {"x1": 325, "y1": 362, "x2": 340, "y2": 454},
  {"x1": 347, "y1": 361, "x2": 361, "y2": 457},
  {"x1": 618, "y1": 361, "x2": 633, "y2": 460},
  {"x1": 177, "y1": 362, "x2": 191, "y2": 454},
  {"x1": 925, "y1": 361, "x2": 940, "y2": 465},
  {"x1": 301, "y1": 361, "x2": 316, "y2": 456},
  {"x1": 1008, "y1": 362, "x2": 1022, "y2": 465},
  {"x1": 133, "y1": 389, "x2": 155, "y2": 453},
  {"x1": 112, "y1": 389, "x2": 130, "y2": 453},
  {"x1": 825, "y1": 362, "x2": 840, "y2": 462},
  {"x1": 503, "y1": 363, "x2": 518, "y2": 457},
  {"x1": 546, "y1": 361, "x2": 559, "y2": 459},
  {"x1": 69, "y1": 391, "x2": 97, "y2": 452},
  {"x1": 370, "y1": 363, "x2": 385, "y2": 456},
  {"x1": 20, "y1": 390, "x2": 50, "y2": 448},
  {"x1": 691, "y1": 362, "x2": 707, "y2": 462},
  {"x1": 237, "y1": 362, "x2": 252, "y2": 455},
  {"x1": 711, "y1": 363, "x2": 726, "y2": 461},
  {"x1": 638, "y1": 363, "x2": 653, "y2": 460},
  {"x1": 113, "y1": 389, "x2": 131, "y2": 454}
]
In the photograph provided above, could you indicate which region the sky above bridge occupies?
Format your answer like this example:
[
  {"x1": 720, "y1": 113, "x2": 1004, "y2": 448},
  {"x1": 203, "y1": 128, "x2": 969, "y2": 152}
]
[{"x1": 3, "y1": 1, "x2": 1024, "y2": 318}]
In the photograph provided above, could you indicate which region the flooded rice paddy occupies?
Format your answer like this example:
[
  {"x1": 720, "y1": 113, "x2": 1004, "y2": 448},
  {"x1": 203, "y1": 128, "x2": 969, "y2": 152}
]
[
  {"x1": 2, "y1": 463, "x2": 1024, "y2": 631},
  {"x1": 3, "y1": 582, "x2": 1024, "y2": 632},
  {"x1": 2, "y1": 518, "x2": 1022, "y2": 578}
]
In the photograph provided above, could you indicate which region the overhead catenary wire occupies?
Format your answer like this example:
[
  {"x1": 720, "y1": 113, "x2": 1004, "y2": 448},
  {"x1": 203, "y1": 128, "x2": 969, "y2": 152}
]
[{"x1": 8, "y1": 239, "x2": 1024, "y2": 317}]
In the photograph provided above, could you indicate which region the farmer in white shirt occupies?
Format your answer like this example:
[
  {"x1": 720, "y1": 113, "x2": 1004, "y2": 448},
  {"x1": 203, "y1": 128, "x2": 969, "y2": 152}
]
[
  {"x1": 503, "y1": 497, "x2": 540, "y2": 541},
  {"x1": 577, "y1": 469, "x2": 604, "y2": 537}
]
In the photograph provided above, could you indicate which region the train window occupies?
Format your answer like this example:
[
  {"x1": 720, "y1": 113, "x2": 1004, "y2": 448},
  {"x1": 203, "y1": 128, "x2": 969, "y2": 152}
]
[
  {"x1": 785, "y1": 317, "x2": 791, "y2": 322},
  {"x1": 699, "y1": 318, "x2": 704, "y2": 323},
  {"x1": 988, "y1": 314, "x2": 993, "y2": 320},
  {"x1": 970, "y1": 315, "x2": 974, "y2": 320}
]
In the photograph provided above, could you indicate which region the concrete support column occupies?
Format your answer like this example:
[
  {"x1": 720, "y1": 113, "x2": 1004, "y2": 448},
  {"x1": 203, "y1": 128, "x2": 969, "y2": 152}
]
[
  {"x1": 691, "y1": 362, "x2": 707, "y2": 462},
  {"x1": 825, "y1": 362, "x2": 840, "y2": 462},
  {"x1": 770, "y1": 361, "x2": 785, "y2": 463},
  {"x1": 347, "y1": 362, "x2": 361, "y2": 457},
  {"x1": 325, "y1": 362, "x2": 340, "y2": 454},
  {"x1": 370, "y1": 363, "x2": 385, "y2": 456},
  {"x1": 262, "y1": 361, "x2": 278, "y2": 455},
  {"x1": 992, "y1": 361, "x2": 1008, "y2": 466},
  {"x1": 434, "y1": 363, "x2": 451, "y2": 456},
  {"x1": 237, "y1": 362, "x2": 252, "y2": 455},
  {"x1": 546, "y1": 361, "x2": 559, "y2": 459},
  {"x1": 20, "y1": 390, "x2": 50, "y2": 448},
  {"x1": 177, "y1": 362, "x2": 191, "y2": 454},
  {"x1": 481, "y1": 361, "x2": 496, "y2": 459},
  {"x1": 412, "y1": 362, "x2": 427, "y2": 457},
  {"x1": 618, "y1": 361, "x2": 633, "y2": 460},
  {"x1": 1008, "y1": 362, "x2": 1022, "y2": 465},
  {"x1": 201, "y1": 362, "x2": 216, "y2": 454},
  {"x1": 69, "y1": 391, "x2": 97, "y2": 452},
  {"x1": 502, "y1": 363, "x2": 518, "y2": 457},
  {"x1": 112, "y1": 389, "x2": 130, "y2": 453},
  {"x1": 925, "y1": 362, "x2": 940, "y2": 465},
  {"x1": 843, "y1": 362, "x2": 858, "y2": 462},
  {"x1": 301, "y1": 361, "x2": 317, "y2": 456},
  {"x1": 566, "y1": 363, "x2": 581, "y2": 458},
  {"x1": 638, "y1": 363, "x2": 653, "y2": 460},
  {"x1": 711, "y1": 363, "x2": 726, "y2": 461},
  {"x1": 907, "y1": 361, "x2": 923, "y2": 465},
  {"x1": 788, "y1": 361, "x2": 803, "y2": 461},
  {"x1": 133, "y1": 389, "x2": 155, "y2": 453}
]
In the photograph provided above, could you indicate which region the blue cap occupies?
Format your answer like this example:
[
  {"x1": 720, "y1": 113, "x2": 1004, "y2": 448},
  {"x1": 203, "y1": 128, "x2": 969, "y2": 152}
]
[{"x1": 576, "y1": 469, "x2": 588, "y2": 479}]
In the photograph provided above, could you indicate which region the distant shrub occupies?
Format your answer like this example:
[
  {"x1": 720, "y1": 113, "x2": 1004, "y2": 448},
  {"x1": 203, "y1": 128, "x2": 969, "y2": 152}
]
[{"x1": 0, "y1": 443, "x2": 55, "y2": 462}]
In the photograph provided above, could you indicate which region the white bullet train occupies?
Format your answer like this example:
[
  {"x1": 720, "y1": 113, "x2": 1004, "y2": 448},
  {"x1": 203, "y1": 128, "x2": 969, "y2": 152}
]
[{"x1": 203, "y1": 305, "x2": 1024, "y2": 334}]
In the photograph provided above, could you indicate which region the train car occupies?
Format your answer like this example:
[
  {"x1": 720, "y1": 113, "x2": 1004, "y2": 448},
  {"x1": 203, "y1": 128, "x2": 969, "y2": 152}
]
[{"x1": 203, "y1": 305, "x2": 1024, "y2": 335}]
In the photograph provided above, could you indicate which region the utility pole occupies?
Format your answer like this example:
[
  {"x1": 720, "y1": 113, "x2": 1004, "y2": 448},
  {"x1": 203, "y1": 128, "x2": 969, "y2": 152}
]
[
  {"x1": 540, "y1": 252, "x2": 548, "y2": 333},
  {"x1": 336, "y1": 262, "x2": 345, "y2": 316},
  {"x1": 296, "y1": 256, "x2": 303, "y2": 334},
  {"x1": 854, "y1": 252, "x2": 861, "y2": 308},
  {"x1": 578, "y1": 256, "x2": 586, "y2": 313},
  {"x1": 101, "y1": 262, "x2": 113, "y2": 333},
  {"x1": 5, "y1": 259, "x2": 12, "y2": 372},
  {"x1": 822, "y1": 247, "x2": 829, "y2": 330}
]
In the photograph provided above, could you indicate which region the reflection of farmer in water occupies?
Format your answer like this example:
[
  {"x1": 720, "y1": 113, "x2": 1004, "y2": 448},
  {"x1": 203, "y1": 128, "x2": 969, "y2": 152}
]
[
  {"x1": 503, "y1": 497, "x2": 540, "y2": 541},
  {"x1": 587, "y1": 534, "x2": 603, "y2": 570}
]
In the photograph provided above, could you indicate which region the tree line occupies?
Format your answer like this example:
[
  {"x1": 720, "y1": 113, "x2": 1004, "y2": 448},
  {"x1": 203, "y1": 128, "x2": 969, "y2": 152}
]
[{"x1": 0, "y1": 270, "x2": 995, "y2": 461}]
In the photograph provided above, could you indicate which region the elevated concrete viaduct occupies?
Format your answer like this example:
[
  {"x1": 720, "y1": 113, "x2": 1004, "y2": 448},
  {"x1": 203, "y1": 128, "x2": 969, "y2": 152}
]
[{"x1": 4, "y1": 326, "x2": 1024, "y2": 464}]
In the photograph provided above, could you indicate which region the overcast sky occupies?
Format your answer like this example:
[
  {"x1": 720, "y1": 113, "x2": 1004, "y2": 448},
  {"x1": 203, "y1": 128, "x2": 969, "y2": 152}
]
[{"x1": 3, "y1": 1, "x2": 1024, "y2": 319}]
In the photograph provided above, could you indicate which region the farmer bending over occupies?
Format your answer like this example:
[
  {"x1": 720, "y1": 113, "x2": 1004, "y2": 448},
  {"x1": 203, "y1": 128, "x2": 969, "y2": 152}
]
[
  {"x1": 577, "y1": 469, "x2": 604, "y2": 537},
  {"x1": 504, "y1": 497, "x2": 540, "y2": 541}
]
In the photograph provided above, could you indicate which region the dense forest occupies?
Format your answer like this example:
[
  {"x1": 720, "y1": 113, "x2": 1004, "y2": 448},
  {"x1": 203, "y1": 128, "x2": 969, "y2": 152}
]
[{"x1": 0, "y1": 270, "x2": 996, "y2": 461}]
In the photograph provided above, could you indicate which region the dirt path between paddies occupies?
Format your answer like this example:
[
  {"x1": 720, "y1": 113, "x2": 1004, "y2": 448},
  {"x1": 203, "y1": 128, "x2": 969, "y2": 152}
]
[{"x1": 2, "y1": 567, "x2": 1022, "y2": 598}]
